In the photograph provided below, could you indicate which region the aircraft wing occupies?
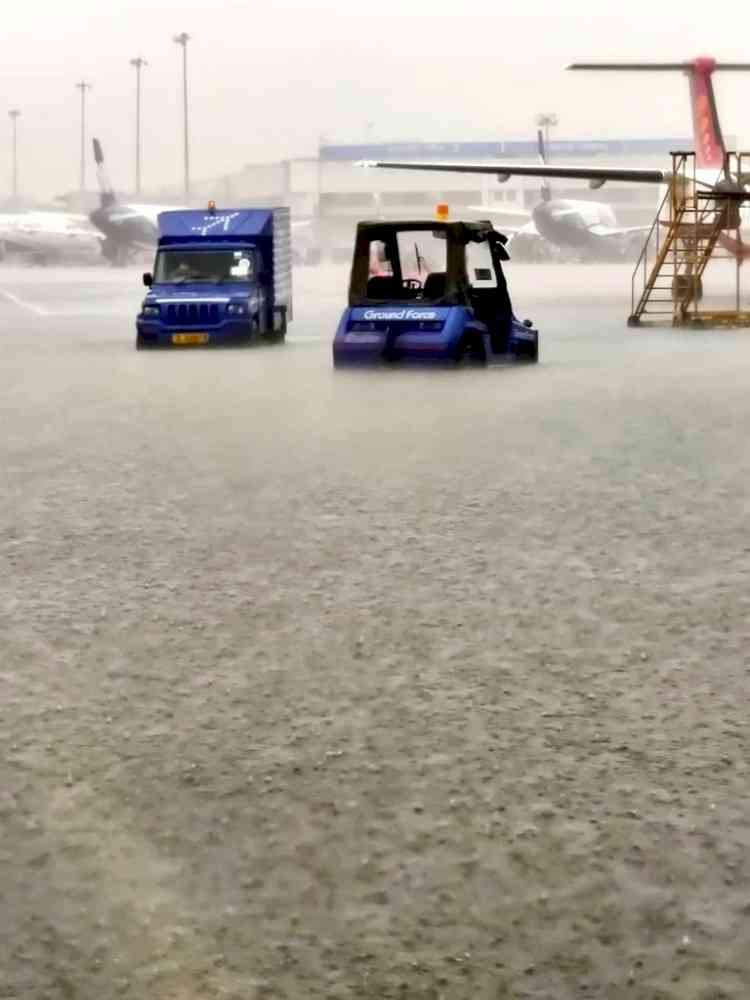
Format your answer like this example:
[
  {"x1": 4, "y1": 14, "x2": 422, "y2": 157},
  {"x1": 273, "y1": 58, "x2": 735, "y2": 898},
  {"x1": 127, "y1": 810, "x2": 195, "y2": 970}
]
[
  {"x1": 466, "y1": 220, "x2": 524, "y2": 235},
  {"x1": 465, "y1": 211, "x2": 540, "y2": 237},
  {"x1": 484, "y1": 222, "x2": 524, "y2": 234},
  {"x1": 127, "y1": 204, "x2": 178, "y2": 225},
  {"x1": 587, "y1": 223, "x2": 650, "y2": 238},
  {"x1": 0, "y1": 215, "x2": 103, "y2": 255},
  {"x1": 360, "y1": 160, "x2": 667, "y2": 188},
  {"x1": 468, "y1": 204, "x2": 531, "y2": 221}
]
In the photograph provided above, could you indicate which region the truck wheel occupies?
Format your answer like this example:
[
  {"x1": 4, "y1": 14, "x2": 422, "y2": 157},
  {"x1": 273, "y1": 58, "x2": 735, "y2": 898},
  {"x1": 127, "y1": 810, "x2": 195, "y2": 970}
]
[
  {"x1": 262, "y1": 306, "x2": 287, "y2": 343},
  {"x1": 464, "y1": 332, "x2": 486, "y2": 364},
  {"x1": 451, "y1": 336, "x2": 469, "y2": 363},
  {"x1": 513, "y1": 341, "x2": 537, "y2": 363},
  {"x1": 514, "y1": 335, "x2": 538, "y2": 363}
]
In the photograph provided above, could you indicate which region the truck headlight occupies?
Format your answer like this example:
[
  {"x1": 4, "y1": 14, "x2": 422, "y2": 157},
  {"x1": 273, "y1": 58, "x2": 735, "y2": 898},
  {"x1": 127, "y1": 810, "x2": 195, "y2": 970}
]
[
  {"x1": 141, "y1": 305, "x2": 160, "y2": 317},
  {"x1": 226, "y1": 303, "x2": 247, "y2": 315}
]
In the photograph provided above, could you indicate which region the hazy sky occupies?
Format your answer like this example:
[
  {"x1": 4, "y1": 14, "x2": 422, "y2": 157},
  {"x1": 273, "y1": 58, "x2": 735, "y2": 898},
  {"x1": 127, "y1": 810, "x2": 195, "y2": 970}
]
[{"x1": 3, "y1": 0, "x2": 749, "y2": 200}]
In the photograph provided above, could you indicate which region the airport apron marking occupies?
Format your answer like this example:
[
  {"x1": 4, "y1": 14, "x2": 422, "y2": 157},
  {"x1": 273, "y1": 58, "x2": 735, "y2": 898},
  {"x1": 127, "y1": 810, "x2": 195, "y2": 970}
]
[{"x1": 0, "y1": 290, "x2": 52, "y2": 317}]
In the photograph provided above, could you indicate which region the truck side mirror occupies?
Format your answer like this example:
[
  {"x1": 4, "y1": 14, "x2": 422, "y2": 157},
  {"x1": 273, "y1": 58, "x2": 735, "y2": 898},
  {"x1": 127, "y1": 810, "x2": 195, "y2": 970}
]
[{"x1": 143, "y1": 272, "x2": 153, "y2": 287}]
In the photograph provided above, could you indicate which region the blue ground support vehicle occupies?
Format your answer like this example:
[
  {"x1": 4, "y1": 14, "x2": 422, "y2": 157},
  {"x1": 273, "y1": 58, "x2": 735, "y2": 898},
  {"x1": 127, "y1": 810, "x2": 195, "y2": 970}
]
[
  {"x1": 136, "y1": 207, "x2": 292, "y2": 349},
  {"x1": 333, "y1": 219, "x2": 538, "y2": 366}
]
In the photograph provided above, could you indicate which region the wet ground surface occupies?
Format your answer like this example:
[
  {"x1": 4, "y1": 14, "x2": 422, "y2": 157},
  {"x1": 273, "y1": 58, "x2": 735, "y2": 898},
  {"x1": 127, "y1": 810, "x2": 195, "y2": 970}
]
[{"x1": 2, "y1": 262, "x2": 750, "y2": 1000}]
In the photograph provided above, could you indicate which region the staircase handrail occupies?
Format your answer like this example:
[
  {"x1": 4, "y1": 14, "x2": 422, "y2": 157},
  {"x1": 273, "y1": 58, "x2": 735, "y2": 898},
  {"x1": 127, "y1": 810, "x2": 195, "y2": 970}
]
[{"x1": 631, "y1": 180, "x2": 675, "y2": 315}]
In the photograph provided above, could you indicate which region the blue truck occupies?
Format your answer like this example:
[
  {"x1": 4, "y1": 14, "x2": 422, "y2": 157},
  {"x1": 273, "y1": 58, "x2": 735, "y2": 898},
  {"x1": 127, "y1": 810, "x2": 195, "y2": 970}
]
[{"x1": 136, "y1": 207, "x2": 292, "y2": 348}]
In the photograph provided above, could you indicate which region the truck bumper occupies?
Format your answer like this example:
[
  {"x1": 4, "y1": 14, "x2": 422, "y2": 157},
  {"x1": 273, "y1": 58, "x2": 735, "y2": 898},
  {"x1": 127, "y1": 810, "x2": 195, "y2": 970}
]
[{"x1": 136, "y1": 318, "x2": 255, "y2": 348}]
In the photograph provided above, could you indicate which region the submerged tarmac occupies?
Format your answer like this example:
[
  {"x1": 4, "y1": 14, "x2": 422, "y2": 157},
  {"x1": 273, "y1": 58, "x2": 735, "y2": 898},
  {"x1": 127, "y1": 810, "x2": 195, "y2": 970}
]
[{"x1": 2, "y1": 262, "x2": 750, "y2": 999}]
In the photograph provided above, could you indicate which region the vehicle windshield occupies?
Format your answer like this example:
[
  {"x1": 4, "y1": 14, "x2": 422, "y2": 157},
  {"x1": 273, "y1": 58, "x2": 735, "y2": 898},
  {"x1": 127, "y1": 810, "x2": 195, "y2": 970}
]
[
  {"x1": 395, "y1": 230, "x2": 447, "y2": 281},
  {"x1": 154, "y1": 249, "x2": 256, "y2": 284}
]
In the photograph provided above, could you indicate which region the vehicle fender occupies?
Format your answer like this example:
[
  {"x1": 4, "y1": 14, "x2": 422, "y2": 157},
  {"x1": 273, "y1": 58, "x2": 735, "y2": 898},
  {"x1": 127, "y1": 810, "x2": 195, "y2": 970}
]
[
  {"x1": 442, "y1": 306, "x2": 476, "y2": 334},
  {"x1": 463, "y1": 319, "x2": 487, "y2": 336},
  {"x1": 334, "y1": 308, "x2": 354, "y2": 341},
  {"x1": 461, "y1": 318, "x2": 490, "y2": 358},
  {"x1": 244, "y1": 278, "x2": 263, "y2": 325},
  {"x1": 439, "y1": 308, "x2": 484, "y2": 359}
]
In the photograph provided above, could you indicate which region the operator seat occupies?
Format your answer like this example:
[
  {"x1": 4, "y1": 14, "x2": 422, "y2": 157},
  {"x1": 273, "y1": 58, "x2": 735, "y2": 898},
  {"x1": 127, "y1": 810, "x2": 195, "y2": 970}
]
[
  {"x1": 367, "y1": 275, "x2": 401, "y2": 299},
  {"x1": 422, "y1": 272, "x2": 447, "y2": 301}
]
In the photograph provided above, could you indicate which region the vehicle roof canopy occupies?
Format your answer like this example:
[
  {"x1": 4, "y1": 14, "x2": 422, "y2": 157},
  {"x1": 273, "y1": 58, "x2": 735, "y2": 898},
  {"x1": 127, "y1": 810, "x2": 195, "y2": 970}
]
[
  {"x1": 353, "y1": 219, "x2": 502, "y2": 245},
  {"x1": 348, "y1": 218, "x2": 509, "y2": 306},
  {"x1": 158, "y1": 209, "x2": 276, "y2": 244}
]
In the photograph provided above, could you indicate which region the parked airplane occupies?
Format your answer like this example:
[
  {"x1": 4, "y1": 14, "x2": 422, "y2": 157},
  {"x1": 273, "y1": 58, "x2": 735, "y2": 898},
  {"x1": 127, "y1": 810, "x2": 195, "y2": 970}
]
[
  {"x1": 0, "y1": 210, "x2": 102, "y2": 265},
  {"x1": 89, "y1": 139, "x2": 174, "y2": 265},
  {"x1": 362, "y1": 58, "x2": 750, "y2": 260},
  {"x1": 89, "y1": 138, "x2": 317, "y2": 266},
  {"x1": 470, "y1": 130, "x2": 648, "y2": 260}
]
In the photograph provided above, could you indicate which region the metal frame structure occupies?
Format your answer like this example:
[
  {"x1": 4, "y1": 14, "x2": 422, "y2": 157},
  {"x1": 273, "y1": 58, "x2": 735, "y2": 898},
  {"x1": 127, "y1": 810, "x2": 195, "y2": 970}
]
[
  {"x1": 130, "y1": 57, "x2": 148, "y2": 197},
  {"x1": 629, "y1": 152, "x2": 750, "y2": 328}
]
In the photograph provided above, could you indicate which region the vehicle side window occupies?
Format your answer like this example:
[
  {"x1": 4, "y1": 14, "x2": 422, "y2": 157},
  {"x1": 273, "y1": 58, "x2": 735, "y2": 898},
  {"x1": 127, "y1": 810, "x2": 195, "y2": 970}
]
[
  {"x1": 369, "y1": 240, "x2": 392, "y2": 276},
  {"x1": 466, "y1": 242, "x2": 497, "y2": 288}
]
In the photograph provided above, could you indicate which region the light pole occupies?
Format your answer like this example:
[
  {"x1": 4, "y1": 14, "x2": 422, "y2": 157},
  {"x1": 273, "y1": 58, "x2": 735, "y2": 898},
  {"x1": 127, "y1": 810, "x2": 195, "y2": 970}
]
[
  {"x1": 173, "y1": 32, "x2": 191, "y2": 203},
  {"x1": 130, "y1": 57, "x2": 148, "y2": 197},
  {"x1": 8, "y1": 110, "x2": 20, "y2": 201},
  {"x1": 76, "y1": 81, "x2": 92, "y2": 198},
  {"x1": 535, "y1": 113, "x2": 559, "y2": 153}
]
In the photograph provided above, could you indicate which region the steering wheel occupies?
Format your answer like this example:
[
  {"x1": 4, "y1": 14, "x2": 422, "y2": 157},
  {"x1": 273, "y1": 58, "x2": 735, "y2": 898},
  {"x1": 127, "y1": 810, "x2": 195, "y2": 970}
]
[{"x1": 402, "y1": 278, "x2": 422, "y2": 290}]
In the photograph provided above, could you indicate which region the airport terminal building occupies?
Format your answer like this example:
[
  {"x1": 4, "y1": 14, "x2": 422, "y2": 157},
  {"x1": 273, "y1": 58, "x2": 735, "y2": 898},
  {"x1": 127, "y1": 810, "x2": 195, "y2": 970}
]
[{"x1": 151, "y1": 137, "x2": 700, "y2": 257}]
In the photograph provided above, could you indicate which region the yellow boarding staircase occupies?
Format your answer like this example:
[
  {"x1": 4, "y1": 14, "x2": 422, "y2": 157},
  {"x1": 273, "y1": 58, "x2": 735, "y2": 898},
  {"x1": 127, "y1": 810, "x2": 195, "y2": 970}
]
[{"x1": 628, "y1": 152, "x2": 750, "y2": 328}]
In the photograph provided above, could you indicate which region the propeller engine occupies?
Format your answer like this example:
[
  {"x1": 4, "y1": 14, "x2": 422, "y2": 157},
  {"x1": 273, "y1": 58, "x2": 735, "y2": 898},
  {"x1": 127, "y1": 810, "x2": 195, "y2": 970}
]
[{"x1": 537, "y1": 129, "x2": 552, "y2": 203}]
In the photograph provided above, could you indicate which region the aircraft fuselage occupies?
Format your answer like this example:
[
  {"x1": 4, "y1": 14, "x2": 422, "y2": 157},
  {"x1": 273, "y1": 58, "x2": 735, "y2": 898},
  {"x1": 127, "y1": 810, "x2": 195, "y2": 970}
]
[{"x1": 530, "y1": 199, "x2": 632, "y2": 258}]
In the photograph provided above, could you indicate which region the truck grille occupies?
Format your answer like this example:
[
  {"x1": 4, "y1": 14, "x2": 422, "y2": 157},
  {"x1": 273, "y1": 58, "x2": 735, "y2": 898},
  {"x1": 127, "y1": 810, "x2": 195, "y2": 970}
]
[{"x1": 166, "y1": 303, "x2": 221, "y2": 326}]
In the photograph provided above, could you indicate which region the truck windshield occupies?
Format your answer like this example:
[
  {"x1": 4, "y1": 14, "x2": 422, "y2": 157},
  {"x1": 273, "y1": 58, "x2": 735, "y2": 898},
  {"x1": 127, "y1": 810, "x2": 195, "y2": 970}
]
[{"x1": 154, "y1": 250, "x2": 256, "y2": 284}]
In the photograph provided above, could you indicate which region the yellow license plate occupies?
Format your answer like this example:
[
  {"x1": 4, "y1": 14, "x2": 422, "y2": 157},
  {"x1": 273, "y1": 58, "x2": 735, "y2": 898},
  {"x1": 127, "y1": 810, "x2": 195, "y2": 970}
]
[{"x1": 172, "y1": 332, "x2": 209, "y2": 345}]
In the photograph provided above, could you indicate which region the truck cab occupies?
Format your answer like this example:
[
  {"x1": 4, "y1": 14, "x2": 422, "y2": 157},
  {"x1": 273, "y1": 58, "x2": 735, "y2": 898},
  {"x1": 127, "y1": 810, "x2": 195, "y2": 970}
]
[{"x1": 136, "y1": 207, "x2": 292, "y2": 349}]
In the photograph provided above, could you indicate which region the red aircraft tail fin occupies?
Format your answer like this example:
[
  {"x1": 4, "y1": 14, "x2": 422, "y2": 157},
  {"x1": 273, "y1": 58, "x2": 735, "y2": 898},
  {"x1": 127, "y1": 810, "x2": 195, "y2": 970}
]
[
  {"x1": 568, "y1": 59, "x2": 750, "y2": 170},
  {"x1": 687, "y1": 58, "x2": 725, "y2": 168}
]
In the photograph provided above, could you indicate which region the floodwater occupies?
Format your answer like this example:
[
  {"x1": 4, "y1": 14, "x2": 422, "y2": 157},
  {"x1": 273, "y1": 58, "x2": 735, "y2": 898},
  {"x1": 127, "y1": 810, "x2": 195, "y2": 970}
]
[{"x1": 2, "y1": 261, "x2": 750, "y2": 999}]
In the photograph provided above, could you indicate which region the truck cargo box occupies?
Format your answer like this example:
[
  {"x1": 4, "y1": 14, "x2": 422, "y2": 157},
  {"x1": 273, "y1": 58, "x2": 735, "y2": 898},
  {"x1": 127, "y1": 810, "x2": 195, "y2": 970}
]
[{"x1": 156, "y1": 207, "x2": 292, "y2": 320}]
